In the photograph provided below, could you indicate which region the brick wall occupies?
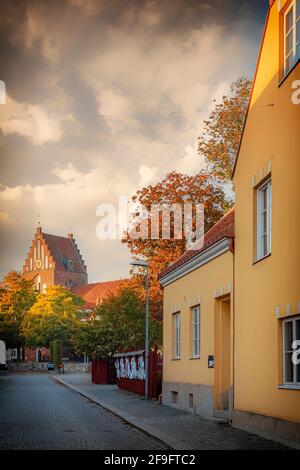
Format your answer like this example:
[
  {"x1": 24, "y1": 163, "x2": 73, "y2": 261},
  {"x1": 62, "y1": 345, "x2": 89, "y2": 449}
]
[{"x1": 54, "y1": 270, "x2": 88, "y2": 288}]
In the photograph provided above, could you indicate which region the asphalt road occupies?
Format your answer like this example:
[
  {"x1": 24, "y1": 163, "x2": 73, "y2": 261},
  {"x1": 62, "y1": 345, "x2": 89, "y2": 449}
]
[{"x1": 0, "y1": 373, "x2": 168, "y2": 450}]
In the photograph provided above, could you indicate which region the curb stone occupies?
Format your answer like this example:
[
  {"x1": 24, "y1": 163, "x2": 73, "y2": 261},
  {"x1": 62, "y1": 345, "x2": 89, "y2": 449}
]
[{"x1": 52, "y1": 376, "x2": 195, "y2": 450}]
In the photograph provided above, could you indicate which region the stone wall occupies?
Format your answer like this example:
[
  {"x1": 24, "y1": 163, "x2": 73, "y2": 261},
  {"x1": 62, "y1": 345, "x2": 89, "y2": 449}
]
[
  {"x1": 7, "y1": 361, "x2": 90, "y2": 374},
  {"x1": 232, "y1": 410, "x2": 300, "y2": 450},
  {"x1": 162, "y1": 381, "x2": 214, "y2": 418}
]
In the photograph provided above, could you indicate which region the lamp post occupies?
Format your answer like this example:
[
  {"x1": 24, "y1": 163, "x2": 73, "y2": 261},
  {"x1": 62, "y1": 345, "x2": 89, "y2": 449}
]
[{"x1": 130, "y1": 258, "x2": 149, "y2": 399}]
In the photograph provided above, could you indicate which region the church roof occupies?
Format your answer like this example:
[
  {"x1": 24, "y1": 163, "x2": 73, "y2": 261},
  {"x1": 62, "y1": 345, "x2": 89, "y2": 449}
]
[
  {"x1": 43, "y1": 232, "x2": 86, "y2": 273},
  {"x1": 72, "y1": 279, "x2": 129, "y2": 309}
]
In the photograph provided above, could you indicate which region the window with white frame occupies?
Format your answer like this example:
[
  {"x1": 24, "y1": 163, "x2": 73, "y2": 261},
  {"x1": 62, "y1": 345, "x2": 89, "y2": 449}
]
[
  {"x1": 257, "y1": 178, "x2": 272, "y2": 260},
  {"x1": 173, "y1": 312, "x2": 181, "y2": 359},
  {"x1": 283, "y1": 0, "x2": 300, "y2": 76},
  {"x1": 191, "y1": 305, "x2": 200, "y2": 358},
  {"x1": 282, "y1": 316, "x2": 300, "y2": 386}
]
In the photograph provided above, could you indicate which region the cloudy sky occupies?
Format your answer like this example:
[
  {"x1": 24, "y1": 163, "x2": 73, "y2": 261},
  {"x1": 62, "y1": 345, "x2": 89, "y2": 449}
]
[{"x1": 0, "y1": 0, "x2": 268, "y2": 283}]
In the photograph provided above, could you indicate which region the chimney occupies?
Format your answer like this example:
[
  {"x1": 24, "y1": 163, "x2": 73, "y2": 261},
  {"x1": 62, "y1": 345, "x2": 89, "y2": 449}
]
[
  {"x1": 37, "y1": 227, "x2": 42, "y2": 234},
  {"x1": 68, "y1": 233, "x2": 73, "y2": 239}
]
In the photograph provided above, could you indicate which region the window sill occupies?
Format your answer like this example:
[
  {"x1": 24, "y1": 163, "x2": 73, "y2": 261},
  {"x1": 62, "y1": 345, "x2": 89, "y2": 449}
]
[
  {"x1": 172, "y1": 357, "x2": 181, "y2": 361},
  {"x1": 278, "y1": 384, "x2": 300, "y2": 391},
  {"x1": 252, "y1": 253, "x2": 271, "y2": 266},
  {"x1": 189, "y1": 356, "x2": 201, "y2": 360},
  {"x1": 278, "y1": 58, "x2": 300, "y2": 88}
]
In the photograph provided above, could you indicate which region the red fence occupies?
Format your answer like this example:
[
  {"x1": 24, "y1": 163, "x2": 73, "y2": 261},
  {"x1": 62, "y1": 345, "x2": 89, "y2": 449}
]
[
  {"x1": 114, "y1": 346, "x2": 162, "y2": 399},
  {"x1": 91, "y1": 358, "x2": 116, "y2": 385}
]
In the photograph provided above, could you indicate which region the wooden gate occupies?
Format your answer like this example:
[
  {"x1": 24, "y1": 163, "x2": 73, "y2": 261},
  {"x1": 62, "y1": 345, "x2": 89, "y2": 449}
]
[{"x1": 91, "y1": 357, "x2": 116, "y2": 385}]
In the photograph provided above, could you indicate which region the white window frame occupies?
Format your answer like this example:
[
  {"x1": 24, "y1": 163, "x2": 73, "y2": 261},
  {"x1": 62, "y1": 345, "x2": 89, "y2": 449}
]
[
  {"x1": 283, "y1": 0, "x2": 300, "y2": 76},
  {"x1": 257, "y1": 178, "x2": 272, "y2": 261},
  {"x1": 282, "y1": 316, "x2": 300, "y2": 386},
  {"x1": 173, "y1": 312, "x2": 181, "y2": 359},
  {"x1": 191, "y1": 305, "x2": 200, "y2": 358}
]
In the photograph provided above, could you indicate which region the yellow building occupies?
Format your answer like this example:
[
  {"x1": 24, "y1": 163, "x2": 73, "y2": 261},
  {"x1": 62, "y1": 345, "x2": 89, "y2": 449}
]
[
  {"x1": 232, "y1": 0, "x2": 300, "y2": 446},
  {"x1": 160, "y1": 209, "x2": 234, "y2": 418},
  {"x1": 160, "y1": 0, "x2": 300, "y2": 447}
]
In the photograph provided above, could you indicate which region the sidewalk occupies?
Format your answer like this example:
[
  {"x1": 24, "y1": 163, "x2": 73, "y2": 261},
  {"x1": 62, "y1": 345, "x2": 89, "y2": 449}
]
[{"x1": 53, "y1": 373, "x2": 288, "y2": 450}]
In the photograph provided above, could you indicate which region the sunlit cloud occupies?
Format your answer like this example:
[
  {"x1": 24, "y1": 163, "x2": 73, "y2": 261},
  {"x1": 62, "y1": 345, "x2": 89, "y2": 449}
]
[
  {"x1": 0, "y1": 96, "x2": 64, "y2": 145},
  {"x1": 0, "y1": 0, "x2": 268, "y2": 281}
]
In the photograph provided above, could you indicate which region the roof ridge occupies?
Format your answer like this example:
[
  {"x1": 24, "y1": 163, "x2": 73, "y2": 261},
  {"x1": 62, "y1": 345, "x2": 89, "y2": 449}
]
[
  {"x1": 43, "y1": 232, "x2": 70, "y2": 240},
  {"x1": 82, "y1": 279, "x2": 129, "y2": 287}
]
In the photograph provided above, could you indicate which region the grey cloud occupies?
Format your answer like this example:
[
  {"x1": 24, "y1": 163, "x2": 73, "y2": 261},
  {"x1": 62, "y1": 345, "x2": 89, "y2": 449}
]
[
  {"x1": 58, "y1": 73, "x2": 108, "y2": 134},
  {"x1": 0, "y1": 0, "x2": 268, "y2": 281}
]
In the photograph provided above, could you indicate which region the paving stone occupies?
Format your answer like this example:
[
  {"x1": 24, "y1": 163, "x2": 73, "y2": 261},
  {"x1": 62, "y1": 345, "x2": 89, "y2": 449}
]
[
  {"x1": 56, "y1": 373, "x2": 289, "y2": 450},
  {"x1": 0, "y1": 373, "x2": 167, "y2": 450}
]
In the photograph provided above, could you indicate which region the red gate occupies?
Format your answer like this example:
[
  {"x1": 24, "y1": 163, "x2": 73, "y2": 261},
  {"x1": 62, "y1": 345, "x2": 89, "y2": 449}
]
[{"x1": 91, "y1": 358, "x2": 116, "y2": 384}]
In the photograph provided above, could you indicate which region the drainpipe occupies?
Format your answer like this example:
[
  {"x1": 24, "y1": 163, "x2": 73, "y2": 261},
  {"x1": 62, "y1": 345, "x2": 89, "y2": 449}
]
[
  {"x1": 231, "y1": 237, "x2": 235, "y2": 420},
  {"x1": 227, "y1": 236, "x2": 235, "y2": 422}
]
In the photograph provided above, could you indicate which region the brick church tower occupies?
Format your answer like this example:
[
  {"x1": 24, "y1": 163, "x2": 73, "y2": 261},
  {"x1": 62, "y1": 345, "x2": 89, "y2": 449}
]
[{"x1": 22, "y1": 227, "x2": 88, "y2": 292}]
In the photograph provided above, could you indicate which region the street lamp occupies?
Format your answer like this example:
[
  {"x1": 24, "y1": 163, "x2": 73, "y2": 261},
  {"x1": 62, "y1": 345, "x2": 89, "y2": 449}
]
[{"x1": 130, "y1": 258, "x2": 149, "y2": 399}]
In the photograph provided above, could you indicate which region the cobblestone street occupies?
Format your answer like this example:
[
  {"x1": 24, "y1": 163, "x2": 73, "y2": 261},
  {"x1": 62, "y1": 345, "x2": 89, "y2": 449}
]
[
  {"x1": 0, "y1": 372, "x2": 289, "y2": 450},
  {"x1": 0, "y1": 373, "x2": 168, "y2": 450},
  {"x1": 54, "y1": 373, "x2": 289, "y2": 450}
]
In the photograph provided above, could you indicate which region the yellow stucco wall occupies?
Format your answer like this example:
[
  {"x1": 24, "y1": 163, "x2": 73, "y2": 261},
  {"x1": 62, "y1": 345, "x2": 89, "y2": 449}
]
[
  {"x1": 233, "y1": 0, "x2": 300, "y2": 423},
  {"x1": 163, "y1": 250, "x2": 233, "y2": 388}
]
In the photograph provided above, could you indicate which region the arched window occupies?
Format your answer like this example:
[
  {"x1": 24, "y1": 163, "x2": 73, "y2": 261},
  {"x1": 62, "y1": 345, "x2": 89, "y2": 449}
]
[
  {"x1": 36, "y1": 349, "x2": 42, "y2": 363},
  {"x1": 36, "y1": 275, "x2": 41, "y2": 292}
]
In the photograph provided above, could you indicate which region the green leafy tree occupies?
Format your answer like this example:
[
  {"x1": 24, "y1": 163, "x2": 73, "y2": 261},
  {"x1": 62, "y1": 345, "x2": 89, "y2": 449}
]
[
  {"x1": 73, "y1": 288, "x2": 161, "y2": 359},
  {"x1": 21, "y1": 285, "x2": 84, "y2": 348},
  {"x1": 0, "y1": 271, "x2": 37, "y2": 359},
  {"x1": 198, "y1": 75, "x2": 252, "y2": 181}
]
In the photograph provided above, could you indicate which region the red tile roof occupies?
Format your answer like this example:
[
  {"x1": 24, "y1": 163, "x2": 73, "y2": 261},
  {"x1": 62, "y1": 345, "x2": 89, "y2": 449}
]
[
  {"x1": 72, "y1": 279, "x2": 129, "y2": 309},
  {"x1": 160, "y1": 208, "x2": 235, "y2": 280},
  {"x1": 43, "y1": 233, "x2": 86, "y2": 273}
]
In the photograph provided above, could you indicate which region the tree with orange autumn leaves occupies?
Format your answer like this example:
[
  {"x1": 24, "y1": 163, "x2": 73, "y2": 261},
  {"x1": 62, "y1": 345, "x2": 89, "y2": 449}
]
[
  {"x1": 122, "y1": 77, "x2": 251, "y2": 326},
  {"x1": 198, "y1": 76, "x2": 252, "y2": 182},
  {"x1": 122, "y1": 171, "x2": 232, "y2": 322}
]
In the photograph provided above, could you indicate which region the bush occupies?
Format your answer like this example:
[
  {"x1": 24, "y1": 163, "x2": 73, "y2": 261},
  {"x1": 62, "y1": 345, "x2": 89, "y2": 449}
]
[
  {"x1": 50, "y1": 341, "x2": 54, "y2": 362},
  {"x1": 51, "y1": 340, "x2": 63, "y2": 368}
]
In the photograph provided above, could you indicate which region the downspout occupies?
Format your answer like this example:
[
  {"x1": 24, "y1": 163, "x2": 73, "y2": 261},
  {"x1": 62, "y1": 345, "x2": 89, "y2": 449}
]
[
  {"x1": 232, "y1": 237, "x2": 235, "y2": 421},
  {"x1": 228, "y1": 236, "x2": 235, "y2": 422}
]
